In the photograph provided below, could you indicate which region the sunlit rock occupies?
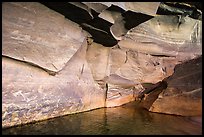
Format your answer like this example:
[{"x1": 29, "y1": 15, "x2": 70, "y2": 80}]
[
  {"x1": 2, "y1": 2, "x2": 86, "y2": 73},
  {"x1": 88, "y1": 2, "x2": 160, "y2": 16},
  {"x1": 118, "y1": 15, "x2": 202, "y2": 60},
  {"x1": 82, "y1": 2, "x2": 108, "y2": 13},
  {"x1": 98, "y1": 6, "x2": 124, "y2": 24},
  {"x1": 2, "y1": 1, "x2": 202, "y2": 128},
  {"x1": 86, "y1": 40, "x2": 110, "y2": 80},
  {"x1": 2, "y1": 33, "x2": 105, "y2": 128}
]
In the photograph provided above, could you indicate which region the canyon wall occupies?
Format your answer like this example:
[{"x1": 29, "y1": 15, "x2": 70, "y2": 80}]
[{"x1": 2, "y1": 2, "x2": 202, "y2": 128}]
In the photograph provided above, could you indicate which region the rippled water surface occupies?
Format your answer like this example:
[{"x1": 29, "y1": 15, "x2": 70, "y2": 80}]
[{"x1": 2, "y1": 102, "x2": 202, "y2": 135}]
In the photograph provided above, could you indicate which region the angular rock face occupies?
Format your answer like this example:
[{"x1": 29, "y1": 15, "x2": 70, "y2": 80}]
[
  {"x1": 86, "y1": 41, "x2": 110, "y2": 80},
  {"x1": 148, "y1": 56, "x2": 202, "y2": 116},
  {"x1": 2, "y1": 2, "x2": 85, "y2": 73},
  {"x1": 2, "y1": 40, "x2": 105, "y2": 128},
  {"x1": 118, "y1": 15, "x2": 202, "y2": 59},
  {"x1": 83, "y1": 2, "x2": 160, "y2": 16},
  {"x1": 2, "y1": 2, "x2": 105, "y2": 128},
  {"x1": 2, "y1": 2, "x2": 202, "y2": 128}
]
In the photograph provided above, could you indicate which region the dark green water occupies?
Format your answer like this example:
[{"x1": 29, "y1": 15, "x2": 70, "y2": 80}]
[{"x1": 2, "y1": 101, "x2": 202, "y2": 135}]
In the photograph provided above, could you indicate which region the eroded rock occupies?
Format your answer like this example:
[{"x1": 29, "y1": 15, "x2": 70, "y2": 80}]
[
  {"x1": 2, "y1": 2, "x2": 86, "y2": 73},
  {"x1": 118, "y1": 15, "x2": 202, "y2": 60},
  {"x1": 2, "y1": 36, "x2": 105, "y2": 128},
  {"x1": 2, "y1": 2, "x2": 202, "y2": 128},
  {"x1": 88, "y1": 2, "x2": 160, "y2": 16},
  {"x1": 148, "y1": 56, "x2": 202, "y2": 116}
]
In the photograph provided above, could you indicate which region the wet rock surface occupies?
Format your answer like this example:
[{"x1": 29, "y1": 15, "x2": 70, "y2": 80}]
[
  {"x1": 2, "y1": 102, "x2": 202, "y2": 135},
  {"x1": 2, "y1": 2, "x2": 202, "y2": 128}
]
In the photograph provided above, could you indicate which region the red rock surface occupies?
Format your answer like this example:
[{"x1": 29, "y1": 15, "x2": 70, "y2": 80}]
[
  {"x1": 2, "y1": 39, "x2": 105, "y2": 128},
  {"x1": 2, "y1": 2, "x2": 85, "y2": 73},
  {"x1": 148, "y1": 57, "x2": 202, "y2": 116},
  {"x1": 2, "y1": 2, "x2": 202, "y2": 128}
]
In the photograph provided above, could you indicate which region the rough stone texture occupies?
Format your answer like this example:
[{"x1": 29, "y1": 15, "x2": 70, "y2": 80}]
[
  {"x1": 98, "y1": 7, "x2": 123, "y2": 24},
  {"x1": 101, "y1": 13, "x2": 201, "y2": 109},
  {"x1": 82, "y1": 2, "x2": 108, "y2": 13},
  {"x1": 85, "y1": 15, "x2": 202, "y2": 107},
  {"x1": 84, "y1": 2, "x2": 160, "y2": 16},
  {"x1": 2, "y1": 2, "x2": 85, "y2": 73},
  {"x1": 109, "y1": 49, "x2": 175, "y2": 84},
  {"x1": 86, "y1": 40, "x2": 179, "y2": 107},
  {"x1": 137, "y1": 81, "x2": 168, "y2": 110},
  {"x1": 2, "y1": 2, "x2": 202, "y2": 128},
  {"x1": 103, "y1": 74, "x2": 144, "y2": 107},
  {"x1": 2, "y1": 103, "x2": 202, "y2": 135},
  {"x1": 148, "y1": 56, "x2": 202, "y2": 116},
  {"x1": 86, "y1": 41, "x2": 110, "y2": 80},
  {"x1": 85, "y1": 42, "x2": 142, "y2": 107},
  {"x1": 2, "y1": 38, "x2": 105, "y2": 128},
  {"x1": 118, "y1": 15, "x2": 202, "y2": 60}
]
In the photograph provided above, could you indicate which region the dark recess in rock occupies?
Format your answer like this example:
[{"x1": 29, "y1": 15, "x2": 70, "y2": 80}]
[
  {"x1": 81, "y1": 16, "x2": 118, "y2": 47},
  {"x1": 185, "y1": 2, "x2": 202, "y2": 10},
  {"x1": 122, "y1": 10, "x2": 154, "y2": 30},
  {"x1": 165, "y1": 2, "x2": 201, "y2": 11},
  {"x1": 2, "y1": 2, "x2": 202, "y2": 128},
  {"x1": 41, "y1": 2, "x2": 118, "y2": 47},
  {"x1": 81, "y1": 23, "x2": 118, "y2": 47},
  {"x1": 139, "y1": 81, "x2": 168, "y2": 99},
  {"x1": 40, "y1": 2, "x2": 93, "y2": 24},
  {"x1": 156, "y1": 2, "x2": 202, "y2": 20},
  {"x1": 106, "y1": 5, "x2": 125, "y2": 13},
  {"x1": 90, "y1": 8, "x2": 100, "y2": 18},
  {"x1": 86, "y1": 16, "x2": 113, "y2": 35}
]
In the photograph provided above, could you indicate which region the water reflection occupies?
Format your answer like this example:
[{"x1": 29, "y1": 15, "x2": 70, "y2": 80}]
[{"x1": 2, "y1": 101, "x2": 202, "y2": 135}]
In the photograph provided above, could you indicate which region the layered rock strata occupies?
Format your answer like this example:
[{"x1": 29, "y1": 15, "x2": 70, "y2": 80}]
[{"x1": 2, "y1": 2, "x2": 202, "y2": 128}]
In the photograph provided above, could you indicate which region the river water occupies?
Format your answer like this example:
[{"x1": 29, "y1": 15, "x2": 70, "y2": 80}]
[{"x1": 2, "y1": 101, "x2": 202, "y2": 135}]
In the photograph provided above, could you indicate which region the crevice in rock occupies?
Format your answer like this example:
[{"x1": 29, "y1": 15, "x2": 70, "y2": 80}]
[
  {"x1": 81, "y1": 23, "x2": 118, "y2": 47},
  {"x1": 122, "y1": 10, "x2": 154, "y2": 30},
  {"x1": 147, "y1": 56, "x2": 202, "y2": 116},
  {"x1": 40, "y1": 2, "x2": 93, "y2": 24},
  {"x1": 139, "y1": 81, "x2": 168, "y2": 100},
  {"x1": 2, "y1": 2, "x2": 202, "y2": 128},
  {"x1": 157, "y1": 2, "x2": 202, "y2": 20},
  {"x1": 2, "y1": 55, "x2": 57, "y2": 76},
  {"x1": 40, "y1": 2, "x2": 118, "y2": 47},
  {"x1": 106, "y1": 5, "x2": 126, "y2": 13},
  {"x1": 149, "y1": 54, "x2": 175, "y2": 58},
  {"x1": 81, "y1": 16, "x2": 118, "y2": 47},
  {"x1": 86, "y1": 16, "x2": 113, "y2": 33}
]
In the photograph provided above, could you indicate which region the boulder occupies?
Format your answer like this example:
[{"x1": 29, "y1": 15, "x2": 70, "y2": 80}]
[
  {"x1": 140, "y1": 56, "x2": 202, "y2": 116},
  {"x1": 148, "y1": 56, "x2": 202, "y2": 116}
]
